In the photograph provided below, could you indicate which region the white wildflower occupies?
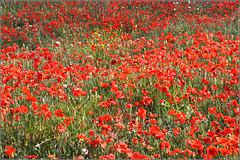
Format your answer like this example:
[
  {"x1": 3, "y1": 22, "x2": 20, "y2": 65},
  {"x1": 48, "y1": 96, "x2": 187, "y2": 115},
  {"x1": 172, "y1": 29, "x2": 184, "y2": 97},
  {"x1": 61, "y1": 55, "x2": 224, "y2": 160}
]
[{"x1": 82, "y1": 148, "x2": 88, "y2": 155}]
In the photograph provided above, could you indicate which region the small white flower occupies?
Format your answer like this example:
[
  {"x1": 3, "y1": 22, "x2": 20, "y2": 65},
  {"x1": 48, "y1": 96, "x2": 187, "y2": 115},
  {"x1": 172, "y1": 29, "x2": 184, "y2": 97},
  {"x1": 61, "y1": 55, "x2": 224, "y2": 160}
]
[
  {"x1": 188, "y1": 1, "x2": 190, "y2": 4},
  {"x1": 110, "y1": 133, "x2": 115, "y2": 137},
  {"x1": 174, "y1": 8, "x2": 176, "y2": 11},
  {"x1": 29, "y1": 25, "x2": 32, "y2": 27},
  {"x1": 63, "y1": 84, "x2": 67, "y2": 88},
  {"x1": 189, "y1": 6, "x2": 191, "y2": 9},
  {"x1": 107, "y1": 48, "x2": 109, "y2": 50},
  {"x1": 56, "y1": 41, "x2": 60, "y2": 44},
  {"x1": 35, "y1": 144, "x2": 40, "y2": 148},
  {"x1": 98, "y1": 34, "x2": 101, "y2": 37},
  {"x1": 87, "y1": 55, "x2": 92, "y2": 58},
  {"x1": 176, "y1": 2, "x2": 179, "y2": 4},
  {"x1": 197, "y1": 8, "x2": 199, "y2": 10},
  {"x1": 107, "y1": 44, "x2": 110, "y2": 47},
  {"x1": 82, "y1": 148, "x2": 88, "y2": 155}
]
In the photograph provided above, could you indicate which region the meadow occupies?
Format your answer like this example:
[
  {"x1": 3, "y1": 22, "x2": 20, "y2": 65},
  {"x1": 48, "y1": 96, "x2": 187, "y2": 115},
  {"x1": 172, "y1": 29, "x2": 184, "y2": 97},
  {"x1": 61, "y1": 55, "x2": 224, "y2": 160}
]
[{"x1": 1, "y1": 1, "x2": 239, "y2": 159}]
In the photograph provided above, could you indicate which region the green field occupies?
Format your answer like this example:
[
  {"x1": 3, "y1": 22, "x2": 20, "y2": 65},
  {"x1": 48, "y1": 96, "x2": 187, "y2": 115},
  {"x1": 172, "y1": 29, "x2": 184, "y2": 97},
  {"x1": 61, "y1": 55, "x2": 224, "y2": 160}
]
[{"x1": 1, "y1": 1, "x2": 239, "y2": 159}]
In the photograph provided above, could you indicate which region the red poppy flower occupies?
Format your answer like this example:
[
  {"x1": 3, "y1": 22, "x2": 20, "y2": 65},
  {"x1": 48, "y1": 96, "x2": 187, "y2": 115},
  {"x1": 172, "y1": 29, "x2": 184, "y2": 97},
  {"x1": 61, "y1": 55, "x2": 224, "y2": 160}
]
[
  {"x1": 56, "y1": 124, "x2": 66, "y2": 133},
  {"x1": 219, "y1": 148, "x2": 231, "y2": 156},
  {"x1": 173, "y1": 149, "x2": 186, "y2": 155},
  {"x1": 134, "y1": 101, "x2": 140, "y2": 106},
  {"x1": 54, "y1": 109, "x2": 65, "y2": 117},
  {"x1": 100, "y1": 82, "x2": 109, "y2": 88},
  {"x1": 20, "y1": 105, "x2": 29, "y2": 114},
  {"x1": 81, "y1": 91, "x2": 87, "y2": 96},
  {"x1": 5, "y1": 146, "x2": 16, "y2": 157},
  {"x1": 208, "y1": 107, "x2": 217, "y2": 114},
  {"x1": 160, "y1": 141, "x2": 170, "y2": 150},
  {"x1": 202, "y1": 78, "x2": 209, "y2": 84},
  {"x1": 203, "y1": 137, "x2": 213, "y2": 145},
  {"x1": 211, "y1": 85, "x2": 218, "y2": 91},
  {"x1": 128, "y1": 152, "x2": 150, "y2": 159},
  {"x1": 99, "y1": 153, "x2": 116, "y2": 159},
  {"x1": 64, "y1": 117, "x2": 73, "y2": 126},
  {"x1": 136, "y1": 107, "x2": 147, "y2": 120},
  {"x1": 89, "y1": 129, "x2": 95, "y2": 136},
  {"x1": 206, "y1": 145, "x2": 218, "y2": 158},
  {"x1": 74, "y1": 155, "x2": 84, "y2": 159},
  {"x1": 26, "y1": 94, "x2": 38, "y2": 102},
  {"x1": 231, "y1": 99, "x2": 239, "y2": 106},
  {"x1": 26, "y1": 155, "x2": 38, "y2": 159},
  {"x1": 49, "y1": 154, "x2": 58, "y2": 159},
  {"x1": 155, "y1": 132, "x2": 165, "y2": 141},
  {"x1": 149, "y1": 125, "x2": 160, "y2": 136},
  {"x1": 113, "y1": 142, "x2": 132, "y2": 154},
  {"x1": 141, "y1": 96, "x2": 153, "y2": 105},
  {"x1": 184, "y1": 148, "x2": 196, "y2": 157},
  {"x1": 126, "y1": 103, "x2": 133, "y2": 108},
  {"x1": 173, "y1": 128, "x2": 180, "y2": 136},
  {"x1": 153, "y1": 153, "x2": 161, "y2": 158},
  {"x1": 110, "y1": 59, "x2": 117, "y2": 65},
  {"x1": 22, "y1": 86, "x2": 31, "y2": 95},
  {"x1": 141, "y1": 88, "x2": 149, "y2": 95},
  {"x1": 87, "y1": 111, "x2": 94, "y2": 115},
  {"x1": 76, "y1": 133, "x2": 88, "y2": 141},
  {"x1": 90, "y1": 87, "x2": 98, "y2": 92}
]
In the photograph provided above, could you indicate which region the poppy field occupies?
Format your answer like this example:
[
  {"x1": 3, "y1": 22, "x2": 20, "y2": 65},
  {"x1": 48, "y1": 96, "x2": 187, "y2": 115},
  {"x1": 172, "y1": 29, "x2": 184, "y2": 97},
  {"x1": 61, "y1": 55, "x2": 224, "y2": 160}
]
[{"x1": 1, "y1": 1, "x2": 239, "y2": 159}]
